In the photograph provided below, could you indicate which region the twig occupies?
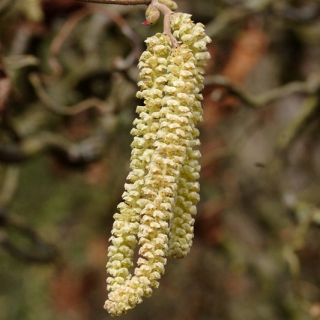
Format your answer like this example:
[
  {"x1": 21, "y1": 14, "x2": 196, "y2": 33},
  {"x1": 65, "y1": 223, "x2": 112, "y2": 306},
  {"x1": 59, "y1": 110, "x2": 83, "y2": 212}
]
[
  {"x1": 204, "y1": 74, "x2": 320, "y2": 109},
  {"x1": 77, "y1": 0, "x2": 178, "y2": 47},
  {"x1": 200, "y1": 116, "x2": 263, "y2": 168},
  {"x1": 0, "y1": 132, "x2": 105, "y2": 165},
  {"x1": 49, "y1": 7, "x2": 89, "y2": 76},
  {"x1": 0, "y1": 0, "x2": 15, "y2": 17},
  {"x1": 49, "y1": 5, "x2": 142, "y2": 76},
  {"x1": 276, "y1": 2, "x2": 320, "y2": 22},
  {"x1": 0, "y1": 166, "x2": 19, "y2": 207},
  {"x1": 205, "y1": 7, "x2": 249, "y2": 39},
  {"x1": 277, "y1": 95, "x2": 320, "y2": 155},
  {"x1": 29, "y1": 73, "x2": 108, "y2": 116},
  {"x1": 0, "y1": 64, "x2": 11, "y2": 115},
  {"x1": 76, "y1": 0, "x2": 151, "y2": 5},
  {"x1": 203, "y1": 75, "x2": 320, "y2": 167},
  {"x1": 0, "y1": 211, "x2": 60, "y2": 264},
  {"x1": 151, "y1": 0, "x2": 177, "y2": 47}
]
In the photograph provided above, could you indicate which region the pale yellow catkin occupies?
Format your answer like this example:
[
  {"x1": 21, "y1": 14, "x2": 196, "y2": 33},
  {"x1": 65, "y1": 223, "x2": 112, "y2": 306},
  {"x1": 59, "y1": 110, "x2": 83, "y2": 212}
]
[
  {"x1": 105, "y1": 12, "x2": 211, "y2": 317},
  {"x1": 106, "y1": 33, "x2": 173, "y2": 316},
  {"x1": 168, "y1": 13, "x2": 211, "y2": 259}
]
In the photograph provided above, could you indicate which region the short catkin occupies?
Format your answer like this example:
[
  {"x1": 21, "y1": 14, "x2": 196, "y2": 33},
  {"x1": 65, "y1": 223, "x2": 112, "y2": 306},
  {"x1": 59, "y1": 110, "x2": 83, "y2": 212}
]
[{"x1": 105, "y1": 12, "x2": 211, "y2": 317}]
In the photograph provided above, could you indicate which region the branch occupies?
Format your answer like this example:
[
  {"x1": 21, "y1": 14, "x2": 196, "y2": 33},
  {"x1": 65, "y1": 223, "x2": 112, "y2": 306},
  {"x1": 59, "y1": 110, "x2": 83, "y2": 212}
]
[
  {"x1": 49, "y1": 5, "x2": 142, "y2": 76},
  {"x1": 285, "y1": 196, "x2": 320, "y2": 226},
  {"x1": 200, "y1": 118, "x2": 262, "y2": 168},
  {"x1": 0, "y1": 133, "x2": 105, "y2": 165},
  {"x1": 0, "y1": 166, "x2": 19, "y2": 207},
  {"x1": 277, "y1": 95, "x2": 320, "y2": 155},
  {"x1": 0, "y1": 0, "x2": 15, "y2": 17},
  {"x1": 151, "y1": 0, "x2": 177, "y2": 47},
  {"x1": 205, "y1": 8, "x2": 249, "y2": 39},
  {"x1": 0, "y1": 211, "x2": 60, "y2": 264},
  {"x1": 277, "y1": 2, "x2": 320, "y2": 22},
  {"x1": 29, "y1": 73, "x2": 107, "y2": 116},
  {"x1": 75, "y1": 0, "x2": 151, "y2": 5},
  {"x1": 204, "y1": 74, "x2": 320, "y2": 108}
]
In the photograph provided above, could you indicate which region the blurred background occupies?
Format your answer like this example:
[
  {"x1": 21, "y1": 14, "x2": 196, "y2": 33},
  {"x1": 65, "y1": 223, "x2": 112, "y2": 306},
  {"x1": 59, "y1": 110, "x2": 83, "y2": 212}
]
[{"x1": 1, "y1": 0, "x2": 320, "y2": 319}]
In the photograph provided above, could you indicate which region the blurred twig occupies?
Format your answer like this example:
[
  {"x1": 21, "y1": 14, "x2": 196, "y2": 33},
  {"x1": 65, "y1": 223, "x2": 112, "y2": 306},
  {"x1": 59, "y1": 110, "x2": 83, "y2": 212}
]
[
  {"x1": 0, "y1": 210, "x2": 60, "y2": 264},
  {"x1": 202, "y1": 73, "x2": 320, "y2": 168},
  {"x1": 0, "y1": 167, "x2": 59, "y2": 264},
  {"x1": 204, "y1": 74, "x2": 320, "y2": 109},
  {"x1": 0, "y1": 0, "x2": 15, "y2": 17},
  {"x1": 277, "y1": 2, "x2": 320, "y2": 22},
  {"x1": 0, "y1": 63, "x2": 11, "y2": 115},
  {"x1": 0, "y1": 166, "x2": 19, "y2": 207},
  {"x1": 200, "y1": 116, "x2": 263, "y2": 168},
  {"x1": 49, "y1": 5, "x2": 142, "y2": 76},
  {"x1": 206, "y1": 7, "x2": 249, "y2": 38},
  {"x1": 277, "y1": 95, "x2": 320, "y2": 155},
  {"x1": 29, "y1": 73, "x2": 108, "y2": 115},
  {"x1": 75, "y1": 0, "x2": 150, "y2": 5},
  {"x1": 0, "y1": 132, "x2": 105, "y2": 165},
  {"x1": 282, "y1": 198, "x2": 320, "y2": 281}
]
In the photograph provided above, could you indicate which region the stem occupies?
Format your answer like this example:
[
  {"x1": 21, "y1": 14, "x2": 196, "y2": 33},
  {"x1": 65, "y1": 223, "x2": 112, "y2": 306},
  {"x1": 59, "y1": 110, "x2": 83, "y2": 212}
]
[
  {"x1": 76, "y1": 0, "x2": 178, "y2": 47},
  {"x1": 151, "y1": 0, "x2": 177, "y2": 47},
  {"x1": 76, "y1": 0, "x2": 151, "y2": 5},
  {"x1": 204, "y1": 74, "x2": 320, "y2": 108}
]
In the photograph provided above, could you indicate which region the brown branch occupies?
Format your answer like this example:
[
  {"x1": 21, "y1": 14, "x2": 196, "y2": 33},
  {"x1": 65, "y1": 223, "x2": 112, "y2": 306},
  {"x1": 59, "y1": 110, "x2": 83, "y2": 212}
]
[
  {"x1": 75, "y1": 0, "x2": 151, "y2": 5},
  {"x1": 203, "y1": 75, "x2": 320, "y2": 166},
  {"x1": 0, "y1": 132, "x2": 105, "y2": 165},
  {"x1": 276, "y1": 95, "x2": 320, "y2": 155},
  {"x1": 49, "y1": 5, "x2": 142, "y2": 76},
  {"x1": 276, "y1": 2, "x2": 320, "y2": 22},
  {"x1": 0, "y1": 166, "x2": 19, "y2": 207},
  {"x1": 0, "y1": 0, "x2": 15, "y2": 17},
  {"x1": 200, "y1": 118, "x2": 262, "y2": 168},
  {"x1": 0, "y1": 212, "x2": 60, "y2": 264},
  {"x1": 205, "y1": 8, "x2": 249, "y2": 39},
  {"x1": 204, "y1": 74, "x2": 320, "y2": 108},
  {"x1": 29, "y1": 73, "x2": 108, "y2": 116}
]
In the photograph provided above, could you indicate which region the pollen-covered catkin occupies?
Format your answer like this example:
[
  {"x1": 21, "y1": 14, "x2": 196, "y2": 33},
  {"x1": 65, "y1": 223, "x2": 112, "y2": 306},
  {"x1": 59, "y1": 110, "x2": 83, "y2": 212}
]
[
  {"x1": 168, "y1": 13, "x2": 211, "y2": 259},
  {"x1": 105, "y1": 11, "x2": 211, "y2": 317},
  {"x1": 105, "y1": 33, "x2": 174, "y2": 316},
  {"x1": 106, "y1": 32, "x2": 171, "y2": 307}
]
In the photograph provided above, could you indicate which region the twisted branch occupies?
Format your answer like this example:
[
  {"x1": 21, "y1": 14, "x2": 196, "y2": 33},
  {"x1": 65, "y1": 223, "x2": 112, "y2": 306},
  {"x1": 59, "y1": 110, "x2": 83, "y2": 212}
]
[
  {"x1": 277, "y1": 95, "x2": 320, "y2": 155},
  {"x1": 0, "y1": 133, "x2": 105, "y2": 165},
  {"x1": 204, "y1": 74, "x2": 320, "y2": 108},
  {"x1": 76, "y1": 0, "x2": 151, "y2": 5},
  {"x1": 0, "y1": 210, "x2": 60, "y2": 264},
  {"x1": 29, "y1": 73, "x2": 107, "y2": 116}
]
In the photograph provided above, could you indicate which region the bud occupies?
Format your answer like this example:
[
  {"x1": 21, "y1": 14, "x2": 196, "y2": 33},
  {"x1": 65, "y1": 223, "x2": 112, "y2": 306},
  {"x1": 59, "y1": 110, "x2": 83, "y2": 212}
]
[
  {"x1": 144, "y1": 4, "x2": 160, "y2": 27},
  {"x1": 159, "y1": 0, "x2": 178, "y2": 11}
]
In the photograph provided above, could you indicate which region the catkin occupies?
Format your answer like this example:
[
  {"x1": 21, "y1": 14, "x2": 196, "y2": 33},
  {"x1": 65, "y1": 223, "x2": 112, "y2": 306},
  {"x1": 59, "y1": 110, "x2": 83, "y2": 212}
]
[
  {"x1": 105, "y1": 12, "x2": 211, "y2": 317},
  {"x1": 168, "y1": 13, "x2": 211, "y2": 259}
]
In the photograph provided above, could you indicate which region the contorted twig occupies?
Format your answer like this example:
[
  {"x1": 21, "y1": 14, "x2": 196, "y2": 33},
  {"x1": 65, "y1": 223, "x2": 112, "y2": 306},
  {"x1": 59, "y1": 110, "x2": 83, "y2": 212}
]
[
  {"x1": 76, "y1": 0, "x2": 151, "y2": 5},
  {"x1": 204, "y1": 74, "x2": 320, "y2": 109},
  {"x1": 49, "y1": 4, "x2": 142, "y2": 76},
  {"x1": 29, "y1": 73, "x2": 108, "y2": 115}
]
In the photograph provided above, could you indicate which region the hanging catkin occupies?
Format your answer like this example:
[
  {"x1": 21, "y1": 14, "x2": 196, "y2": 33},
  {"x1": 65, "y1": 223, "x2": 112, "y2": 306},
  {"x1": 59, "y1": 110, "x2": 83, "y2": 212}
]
[{"x1": 105, "y1": 10, "x2": 211, "y2": 317}]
